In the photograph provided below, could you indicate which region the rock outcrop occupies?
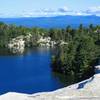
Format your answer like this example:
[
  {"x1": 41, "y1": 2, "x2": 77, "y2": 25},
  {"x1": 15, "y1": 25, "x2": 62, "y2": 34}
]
[
  {"x1": 37, "y1": 37, "x2": 51, "y2": 47},
  {"x1": 7, "y1": 33, "x2": 32, "y2": 54},
  {"x1": 37, "y1": 37, "x2": 67, "y2": 47},
  {"x1": 7, "y1": 36, "x2": 25, "y2": 54},
  {"x1": 24, "y1": 33, "x2": 32, "y2": 47},
  {"x1": 7, "y1": 35, "x2": 67, "y2": 54},
  {"x1": 0, "y1": 65, "x2": 100, "y2": 100}
]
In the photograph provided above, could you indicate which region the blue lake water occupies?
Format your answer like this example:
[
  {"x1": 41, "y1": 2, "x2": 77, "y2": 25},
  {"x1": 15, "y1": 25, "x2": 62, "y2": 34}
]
[{"x1": 0, "y1": 48, "x2": 65, "y2": 95}]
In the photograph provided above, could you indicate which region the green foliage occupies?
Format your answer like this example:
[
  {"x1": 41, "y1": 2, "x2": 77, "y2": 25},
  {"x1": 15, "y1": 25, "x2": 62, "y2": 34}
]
[
  {"x1": 52, "y1": 24, "x2": 100, "y2": 81},
  {"x1": 0, "y1": 22, "x2": 99, "y2": 81},
  {"x1": 0, "y1": 22, "x2": 49, "y2": 47}
]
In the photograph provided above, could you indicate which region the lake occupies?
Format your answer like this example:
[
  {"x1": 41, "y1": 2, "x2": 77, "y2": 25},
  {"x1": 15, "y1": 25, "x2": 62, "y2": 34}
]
[{"x1": 0, "y1": 47, "x2": 68, "y2": 95}]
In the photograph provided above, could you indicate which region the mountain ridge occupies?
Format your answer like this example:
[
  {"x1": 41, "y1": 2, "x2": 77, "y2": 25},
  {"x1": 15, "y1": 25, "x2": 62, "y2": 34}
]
[{"x1": 0, "y1": 15, "x2": 100, "y2": 28}]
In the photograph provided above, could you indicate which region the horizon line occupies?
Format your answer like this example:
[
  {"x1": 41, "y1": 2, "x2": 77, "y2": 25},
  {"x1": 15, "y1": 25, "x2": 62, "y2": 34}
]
[{"x1": 0, "y1": 14, "x2": 99, "y2": 18}]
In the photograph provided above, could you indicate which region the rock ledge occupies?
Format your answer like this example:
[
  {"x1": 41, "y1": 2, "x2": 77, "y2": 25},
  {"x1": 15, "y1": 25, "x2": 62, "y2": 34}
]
[{"x1": 0, "y1": 65, "x2": 100, "y2": 100}]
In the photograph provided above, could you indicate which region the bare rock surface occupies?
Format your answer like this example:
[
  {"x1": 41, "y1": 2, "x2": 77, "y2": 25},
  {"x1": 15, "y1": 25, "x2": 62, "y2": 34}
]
[
  {"x1": 7, "y1": 35, "x2": 25, "y2": 54},
  {"x1": 0, "y1": 74, "x2": 100, "y2": 100},
  {"x1": 0, "y1": 66, "x2": 100, "y2": 100}
]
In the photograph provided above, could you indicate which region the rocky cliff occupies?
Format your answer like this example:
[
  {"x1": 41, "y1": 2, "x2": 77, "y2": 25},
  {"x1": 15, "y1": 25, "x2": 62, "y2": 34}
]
[
  {"x1": 7, "y1": 35, "x2": 67, "y2": 54},
  {"x1": 7, "y1": 36, "x2": 25, "y2": 54}
]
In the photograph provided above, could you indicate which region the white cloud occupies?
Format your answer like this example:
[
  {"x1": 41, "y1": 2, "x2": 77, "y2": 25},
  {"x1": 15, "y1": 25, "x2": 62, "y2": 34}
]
[
  {"x1": 0, "y1": 6, "x2": 100, "y2": 17},
  {"x1": 40, "y1": 9, "x2": 55, "y2": 13},
  {"x1": 87, "y1": 6, "x2": 100, "y2": 12},
  {"x1": 58, "y1": 7, "x2": 69, "y2": 12},
  {"x1": 18, "y1": 6, "x2": 71, "y2": 17},
  {"x1": 72, "y1": 11, "x2": 91, "y2": 16},
  {"x1": 84, "y1": 6, "x2": 100, "y2": 16},
  {"x1": 20, "y1": 7, "x2": 72, "y2": 17}
]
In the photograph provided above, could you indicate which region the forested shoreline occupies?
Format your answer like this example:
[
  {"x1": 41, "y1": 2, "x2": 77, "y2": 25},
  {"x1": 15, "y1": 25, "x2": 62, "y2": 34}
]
[
  {"x1": 52, "y1": 24, "x2": 100, "y2": 82},
  {"x1": 0, "y1": 22, "x2": 100, "y2": 82}
]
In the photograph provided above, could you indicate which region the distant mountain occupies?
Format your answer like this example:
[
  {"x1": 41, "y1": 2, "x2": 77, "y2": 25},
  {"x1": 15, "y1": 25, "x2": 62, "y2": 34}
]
[{"x1": 0, "y1": 15, "x2": 100, "y2": 28}]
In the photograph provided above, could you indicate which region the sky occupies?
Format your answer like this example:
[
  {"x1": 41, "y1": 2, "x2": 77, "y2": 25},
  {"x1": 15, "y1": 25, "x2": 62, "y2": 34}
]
[{"x1": 0, "y1": 0, "x2": 100, "y2": 17}]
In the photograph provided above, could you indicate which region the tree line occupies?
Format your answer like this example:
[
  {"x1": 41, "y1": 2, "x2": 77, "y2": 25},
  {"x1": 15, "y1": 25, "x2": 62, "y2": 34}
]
[
  {"x1": 51, "y1": 24, "x2": 100, "y2": 82},
  {"x1": 0, "y1": 22, "x2": 100, "y2": 82}
]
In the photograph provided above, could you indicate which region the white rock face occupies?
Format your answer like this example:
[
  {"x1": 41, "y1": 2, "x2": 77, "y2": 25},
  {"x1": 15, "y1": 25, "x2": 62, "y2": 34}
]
[
  {"x1": 7, "y1": 35, "x2": 67, "y2": 54},
  {"x1": 50, "y1": 41, "x2": 56, "y2": 47},
  {"x1": 7, "y1": 34, "x2": 32, "y2": 54},
  {"x1": 37, "y1": 37, "x2": 54, "y2": 47},
  {"x1": 0, "y1": 65, "x2": 100, "y2": 100},
  {"x1": 7, "y1": 36, "x2": 25, "y2": 54},
  {"x1": 37, "y1": 37, "x2": 67, "y2": 47},
  {"x1": 24, "y1": 33, "x2": 32, "y2": 47},
  {"x1": 60, "y1": 40, "x2": 68, "y2": 45}
]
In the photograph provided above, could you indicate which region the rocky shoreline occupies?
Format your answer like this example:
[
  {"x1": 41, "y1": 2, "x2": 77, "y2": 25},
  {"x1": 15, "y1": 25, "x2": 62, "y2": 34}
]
[
  {"x1": 0, "y1": 65, "x2": 100, "y2": 100},
  {"x1": 7, "y1": 34, "x2": 67, "y2": 54}
]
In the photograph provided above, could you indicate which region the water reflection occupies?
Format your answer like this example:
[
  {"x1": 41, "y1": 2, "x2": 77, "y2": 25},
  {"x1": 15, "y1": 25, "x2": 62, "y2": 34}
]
[
  {"x1": 0, "y1": 47, "x2": 66, "y2": 95},
  {"x1": 52, "y1": 72, "x2": 76, "y2": 86}
]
